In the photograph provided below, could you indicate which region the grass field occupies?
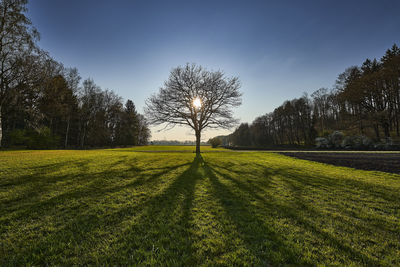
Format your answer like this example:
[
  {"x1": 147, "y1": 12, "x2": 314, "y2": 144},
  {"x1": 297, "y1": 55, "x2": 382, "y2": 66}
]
[{"x1": 1, "y1": 146, "x2": 399, "y2": 265}]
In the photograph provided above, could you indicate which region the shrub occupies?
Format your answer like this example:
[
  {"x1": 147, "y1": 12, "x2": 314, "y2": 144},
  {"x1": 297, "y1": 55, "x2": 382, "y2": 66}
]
[
  {"x1": 342, "y1": 135, "x2": 372, "y2": 149},
  {"x1": 208, "y1": 137, "x2": 222, "y2": 148},
  {"x1": 328, "y1": 131, "x2": 344, "y2": 148},
  {"x1": 315, "y1": 137, "x2": 329, "y2": 148},
  {"x1": 8, "y1": 129, "x2": 28, "y2": 146},
  {"x1": 25, "y1": 127, "x2": 60, "y2": 149}
]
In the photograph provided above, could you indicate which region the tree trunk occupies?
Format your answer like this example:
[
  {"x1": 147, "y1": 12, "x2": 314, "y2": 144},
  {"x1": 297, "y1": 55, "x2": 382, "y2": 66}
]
[
  {"x1": 382, "y1": 122, "x2": 390, "y2": 138},
  {"x1": 195, "y1": 130, "x2": 201, "y2": 155},
  {"x1": 374, "y1": 124, "x2": 380, "y2": 141},
  {"x1": 0, "y1": 104, "x2": 2, "y2": 148},
  {"x1": 81, "y1": 123, "x2": 86, "y2": 148},
  {"x1": 395, "y1": 107, "x2": 399, "y2": 137},
  {"x1": 65, "y1": 116, "x2": 70, "y2": 148},
  {"x1": 397, "y1": 94, "x2": 400, "y2": 136}
]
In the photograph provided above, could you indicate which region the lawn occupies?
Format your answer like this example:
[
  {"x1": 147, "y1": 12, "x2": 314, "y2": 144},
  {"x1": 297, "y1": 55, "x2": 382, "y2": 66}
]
[{"x1": 1, "y1": 147, "x2": 399, "y2": 265}]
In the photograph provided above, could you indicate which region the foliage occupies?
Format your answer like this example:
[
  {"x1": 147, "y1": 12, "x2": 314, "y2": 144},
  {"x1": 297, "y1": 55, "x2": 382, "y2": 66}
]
[
  {"x1": 229, "y1": 44, "x2": 400, "y2": 148},
  {"x1": 0, "y1": 0, "x2": 40, "y2": 147},
  {"x1": 151, "y1": 140, "x2": 208, "y2": 146},
  {"x1": 328, "y1": 131, "x2": 344, "y2": 148},
  {"x1": 114, "y1": 145, "x2": 226, "y2": 152},
  {"x1": 208, "y1": 137, "x2": 222, "y2": 148},
  {"x1": 8, "y1": 129, "x2": 27, "y2": 146},
  {"x1": 8, "y1": 127, "x2": 60, "y2": 149},
  {"x1": 1, "y1": 148, "x2": 400, "y2": 265},
  {"x1": 341, "y1": 135, "x2": 373, "y2": 149},
  {"x1": 229, "y1": 95, "x2": 316, "y2": 147},
  {"x1": 0, "y1": 1, "x2": 150, "y2": 149},
  {"x1": 315, "y1": 137, "x2": 329, "y2": 149},
  {"x1": 25, "y1": 127, "x2": 60, "y2": 149}
]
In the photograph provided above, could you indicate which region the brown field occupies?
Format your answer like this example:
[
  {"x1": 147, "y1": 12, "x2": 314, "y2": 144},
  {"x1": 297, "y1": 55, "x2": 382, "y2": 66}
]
[{"x1": 280, "y1": 152, "x2": 400, "y2": 174}]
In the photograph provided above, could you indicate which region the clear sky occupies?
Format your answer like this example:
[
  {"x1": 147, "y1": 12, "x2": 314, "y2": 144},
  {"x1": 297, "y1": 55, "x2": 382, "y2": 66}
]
[{"x1": 27, "y1": 0, "x2": 400, "y2": 141}]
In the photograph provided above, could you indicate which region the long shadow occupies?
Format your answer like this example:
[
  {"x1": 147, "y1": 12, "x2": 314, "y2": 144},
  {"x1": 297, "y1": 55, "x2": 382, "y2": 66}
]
[
  {"x1": 0, "y1": 159, "x2": 191, "y2": 225},
  {"x1": 277, "y1": 172, "x2": 390, "y2": 266},
  {"x1": 279, "y1": 168, "x2": 400, "y2": 231},
  {"x1": 98, "y1": 155, "x2": 203, "y2": 265},
  {"x1": 214, "y1": 159, "x2": 400, "y2": 204},
  {"x1": 3, "y1": 153, "x2": 397, "y2": 265},
  {"x1": 203, "y1": 161, "x2": 306, "y2": 266},
  {"x1": 0, "y1": 159, "x2": 92, "y2": 187},
  {"x1": 0, "y1": 158, "x2": 93, "y2": 218},
  {"x1": 2, "y1": 155, "x2": 202, "y2": 265},
  {"x1": 0, "y1": 156, "x2": 195, "y2": 265},
  {"x1": 220, "y1": 167, "x2": 380, "y2": 265},
  {"x1": 206, "y1": 161, "x2": 386, "y2": 265}
]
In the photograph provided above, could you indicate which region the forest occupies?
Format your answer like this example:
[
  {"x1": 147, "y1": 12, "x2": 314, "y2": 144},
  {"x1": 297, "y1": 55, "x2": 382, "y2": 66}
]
[
  {"x1": 0, "y1": 0, "x2": 150, "y2": 149},
  {"x1": 229, "y1": 44, "x2": 400, "y2": 149}
]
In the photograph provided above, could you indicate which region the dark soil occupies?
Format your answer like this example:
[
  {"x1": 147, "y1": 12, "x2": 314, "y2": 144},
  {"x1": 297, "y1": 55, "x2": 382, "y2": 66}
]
[{"x1": 280, "y1": 152, "x2": 400, "y2": 174}]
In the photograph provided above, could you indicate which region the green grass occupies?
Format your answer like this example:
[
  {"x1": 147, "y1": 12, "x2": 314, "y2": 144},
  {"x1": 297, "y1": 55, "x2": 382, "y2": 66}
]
[{"x1": 1, "y1": 147, "x2": 399, "y2": 265}]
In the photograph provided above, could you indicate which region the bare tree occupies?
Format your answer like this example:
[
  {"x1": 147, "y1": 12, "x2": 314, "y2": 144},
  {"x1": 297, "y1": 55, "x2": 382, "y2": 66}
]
[{"x1": 145, "y1": 63, "x2": 242, "y2": 154}]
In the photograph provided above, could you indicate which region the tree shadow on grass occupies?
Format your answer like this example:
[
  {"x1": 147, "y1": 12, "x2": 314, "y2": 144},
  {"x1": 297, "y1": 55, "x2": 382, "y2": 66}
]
[
  {"x1": 203, "y1": 161, "x2": 305, "y2": 266},
  {"x1": 206, "y1": 160, "x2": 391, "y2": 266},
  {"x1": 0, "y1": 155, "x2": 194, "y2": 265},
  {"x1": 99, "y1": 155, "x2": 204, "y2": 265},
  {"x1": 3, "y1": 153, "x2": 398, "y2": 265},
  {"x1": 1, "y1": 156, "x2": 190, "y2": 218}
]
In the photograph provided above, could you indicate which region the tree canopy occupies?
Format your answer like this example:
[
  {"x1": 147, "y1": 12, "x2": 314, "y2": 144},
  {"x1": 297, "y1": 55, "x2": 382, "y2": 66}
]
[
  {"x1": 228, "y1": 44, "x2": 400, "y2": 149},
  {"x1": 0, "y1": 0, "x2": 150, "y2": 148},
  {"x1": 145, "y1": 63, "x2": 242, "y2": 154}
]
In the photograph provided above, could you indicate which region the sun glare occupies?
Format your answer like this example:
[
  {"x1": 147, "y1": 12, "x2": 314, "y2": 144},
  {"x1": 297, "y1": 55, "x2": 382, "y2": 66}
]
[{"x1": 193, "y1": 97, "x2": 202, "y2": 109}]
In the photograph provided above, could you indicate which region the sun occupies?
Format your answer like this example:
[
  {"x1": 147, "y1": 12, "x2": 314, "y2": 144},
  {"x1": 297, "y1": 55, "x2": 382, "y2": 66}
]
[{"x1": 192, "y1": 97, "x2": 202, "y2": 109}]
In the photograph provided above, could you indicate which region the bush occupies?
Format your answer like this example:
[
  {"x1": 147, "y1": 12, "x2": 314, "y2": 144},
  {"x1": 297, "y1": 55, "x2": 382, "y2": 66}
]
[
  {"x1": 8, "y1": 129, "x2": 28, "y2": 146},
  {"x1": 25, "y1": 127, "x2": 60, "y2": 149},
  {"x1": 315, "y1": 137, "x2": 329, "y2": 149},
  {"x1": 316, "y1": 131, "x2": 378, "y2": 150},
  {"x1": 328, "y1": 131, "x2": 344, "y2": 148},
  {"x1": 208, "y1": 137, "x2": 222, "y2": 148},
  {"x1": 315, "y1": 131, "x2": 347, "y2": 149},
  {"x1": 373, "y1": 137, "x2": 400, "y2": 150},
  {"x1": 315, "y1": 131, "x2": 400, "y2": 150},
  {"x1": 341, "y1": 135, "x2": 372, "y2": 149}
]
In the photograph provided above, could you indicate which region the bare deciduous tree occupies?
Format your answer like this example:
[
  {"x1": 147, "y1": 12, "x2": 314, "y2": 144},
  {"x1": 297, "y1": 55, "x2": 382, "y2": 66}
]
[
  {"x1": 145, "y1": 63, "x2": 242, "y2": 154},
  {"x1": 0, "y1": 0, "x2": 39, "y2": 147}
]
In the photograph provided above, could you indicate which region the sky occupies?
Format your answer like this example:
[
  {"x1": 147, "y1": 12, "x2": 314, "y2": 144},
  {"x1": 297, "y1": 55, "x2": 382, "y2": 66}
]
[{"x1": 27, "y1": 0, "x2": 400, "y2": 141}]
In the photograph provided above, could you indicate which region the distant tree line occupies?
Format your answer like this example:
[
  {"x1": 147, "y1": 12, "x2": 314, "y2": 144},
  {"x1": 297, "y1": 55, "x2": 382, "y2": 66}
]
[
  {"x1": 151, "y1": 140, "x2": 208, "y2": 146},
  {"x1": 229, "y1": 44, "x2": 400, "y2": 148},
  {"x1": 0, "y1": 0, "x2": 150, "y2": 149}
]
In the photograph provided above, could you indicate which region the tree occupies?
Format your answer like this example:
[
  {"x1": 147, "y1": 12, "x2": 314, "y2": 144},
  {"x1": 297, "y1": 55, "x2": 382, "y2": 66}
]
[
  {"x1": 208, "y1": 137, "x2": 222, "y2": 148},
  {"x1": 78, "y1": 78, "x2": 101, "y2": 148},
  {"x1": 0, "y1": 0, "x2": 39, "y2": 147},
  {"x1": 119, "y1": 99, "x2": 139, "y2": 146},
  {"x1": 136, "y1": 114, "x2": 151, "y2": 145},
  {"x1": 63, "y1": 68, "x2": 81, "y2": 147},
  {"x1": 0, "y1": 1, "x2": 150, "y2": 149},
  {"x1": 230, "y1": 123, "x2": 251, "y2": 146},
  {"x1": 145, "y1": 63, "x2": 242, "y2": 154},
  {"x1": 312, "y1": 88, "x2": 330, "y2": 133}
]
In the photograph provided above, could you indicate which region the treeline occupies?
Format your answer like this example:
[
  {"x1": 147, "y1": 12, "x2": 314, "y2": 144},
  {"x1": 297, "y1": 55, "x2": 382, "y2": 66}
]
[
  {"x1": 151, "y1": 140, "x2": 208, "y2": 146},
  {"x1": 0, "y1": 0, "x2": 150, "y2": 149},
  {"x1": 229, "y1": 44, "x2": 400, "y2": 147}
]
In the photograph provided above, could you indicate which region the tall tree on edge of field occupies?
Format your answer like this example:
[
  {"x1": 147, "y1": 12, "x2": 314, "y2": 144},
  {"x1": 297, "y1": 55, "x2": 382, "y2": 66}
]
[
  {"x1": 145, "y1": 63, "x2": 242, "y2": 154},
  {"x1": 0, "y1": 0, "x2": 39, "y2": 147}
]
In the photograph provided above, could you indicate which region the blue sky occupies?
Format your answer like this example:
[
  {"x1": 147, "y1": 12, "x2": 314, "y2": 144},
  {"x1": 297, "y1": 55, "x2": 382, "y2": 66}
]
[{"x1": 28, "y1": 0, "x2": 400, "y2": 140}]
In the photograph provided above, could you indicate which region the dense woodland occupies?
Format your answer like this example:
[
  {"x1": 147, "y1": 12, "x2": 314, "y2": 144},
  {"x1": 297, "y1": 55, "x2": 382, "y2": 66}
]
[
  {"x1": 229, "y1": 44, "x2": 400, "y2": 148},
  {"x1": 0, "y1": 0, "x2": 150, "y2": 149}
]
